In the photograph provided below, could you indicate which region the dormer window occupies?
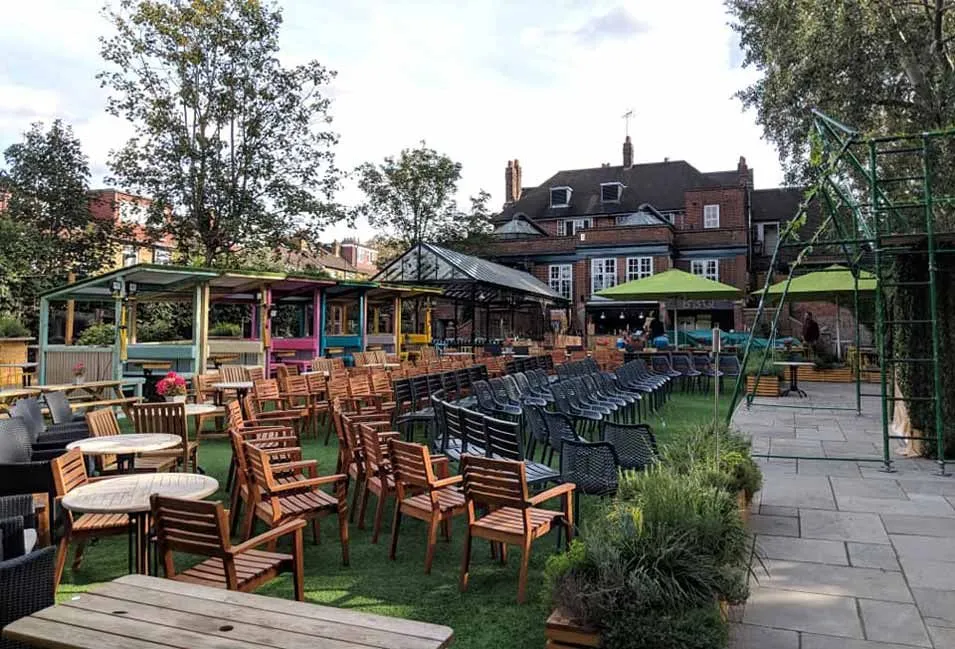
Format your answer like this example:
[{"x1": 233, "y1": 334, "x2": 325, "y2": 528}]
[
  {"x1": 550, "y1": 186, "x2": 572, "y2": 208},
  {"x1": 600, "y1": 182, "x2": 623, "y2": 203}
]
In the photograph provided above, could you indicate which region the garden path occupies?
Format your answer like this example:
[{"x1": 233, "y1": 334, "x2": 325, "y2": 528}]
[{"x1": 730, "y1": 383, "x2": 955, "y2": 649}]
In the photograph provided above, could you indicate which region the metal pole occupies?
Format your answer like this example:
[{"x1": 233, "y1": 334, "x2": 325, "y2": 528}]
[{"x1": 871, "y1": 139, "x2": 893, "y2": 473}]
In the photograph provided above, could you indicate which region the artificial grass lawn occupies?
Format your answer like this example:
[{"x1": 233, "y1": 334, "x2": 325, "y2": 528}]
[{"x1": 57, "y1": 392, "x2": 730, "y2": 649}]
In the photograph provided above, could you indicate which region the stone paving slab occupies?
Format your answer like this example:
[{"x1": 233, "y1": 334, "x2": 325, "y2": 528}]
[
  {"x1": 742, "y1": 587, "x2": 864, "y2": 638},
  {"x1": 846, "y1": 542, "x2": 901, "y2": 571},
  {"x1": 857, "y1": 599, "x2": 932, "y2": 647},
  {"x1": 911, "y1": 588, "x2": 955, "y2": 628},
  {"x1": 760, "y1": 475, "x2": 837, "y2": 510},
  {"x1": 802, "y1": 633, "x2": 932, "y2": 649},
  {"x1": 836, "y1": 494, "x2": 955, "y2": 518},
  {"x1": 756, "y1": 535, "x2": 848, "y2": 565},
  {"x1": 729, "y1": 624, "x2": 798, "y2": 648},
  {"x1": 928, "y1": 625, "x2": 955, "y2": 648},
  {"x1": 897, "y1": 556, "x2": 955, "y2": 590},
  {"x1": 830, "y1": 477, "x2": 907, "y2": 500},
  {"x1": 761, "y1": 559, "x2": 913, "y2": 602},
  {"x1": 799, "y1": 509, "x2": 890, "y2": 544},
  {"x1": 890, "y1": 533, "x2": 955, "y2": 562},
  {"x1": 797, "y1": 459, "x2": 862, "y2": 477},
  {"x1": 749, "y1": 514, "x2": 800, "y2": 537},
  {"x1": 881, "y1": 514, "x2": 955, "y2": 537}
]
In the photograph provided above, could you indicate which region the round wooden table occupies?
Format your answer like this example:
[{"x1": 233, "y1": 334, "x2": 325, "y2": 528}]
[
  {"x1": 67, "y1": 434, "x2": 182, "y2": 472},
  {"x1": 62, "y1": 473, "x2": 219, "y2": 575},
  {"x1": 211, "y1": 381, "x2": 253, "y2": 404}
]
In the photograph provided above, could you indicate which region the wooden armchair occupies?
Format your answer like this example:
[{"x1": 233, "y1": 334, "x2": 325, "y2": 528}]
[
  {"x1": 84, "y1": 408, "x2": 176, "y2": 474},
  {"x1": 335, "y1": 407, "x2": 392, "y2": 523},
  {"x1": 50, "y1": 449, "x2": 132, "y2": 589},
  {"x1": 357, "y1": 424, "x2": 399, "y2": 543},
  {"x1": 227, "y1": 424, "x2": 300, "y2": 535},
  {"x1": 130, "y1": 402, "x2": 198, "y2": 473},
  {"x1": 459, "y1": 456, "x2": 575, "y2": 603},
  {"x1": 246, "y1": 367, "x2": 266, "y2": 382},
  {"x1": 242, "y1": 393, "x2": 308, "y2": 438},
  {"x1": 389, "y1": 439, "x2": 465, "y2": 574},
  {"x1": 244, "y1": 443, "x2": 350, "y2": 566},
  {"x1": 151, "y1": 495, "x2": 306, "y2": 600}
]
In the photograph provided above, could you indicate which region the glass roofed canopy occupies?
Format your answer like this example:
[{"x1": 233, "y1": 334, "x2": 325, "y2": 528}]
[{"x1": 373, "y1": 242, "x2": 566, "y2": 304}]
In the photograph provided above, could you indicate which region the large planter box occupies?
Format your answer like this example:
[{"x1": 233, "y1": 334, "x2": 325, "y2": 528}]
[
  {"x1": 546, "y1": 610, "x2": 600, "y2": 648},
  {"x1": 746, "y1": 375, "x2": 781, "y2": 397},
  {"x1": 799, "y1": 366, "x2": 853, "y2": 382}
]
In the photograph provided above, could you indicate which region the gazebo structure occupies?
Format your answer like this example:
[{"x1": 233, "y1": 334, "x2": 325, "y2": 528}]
[{"x1": 372, "y1": 242, "x2": 568, "y2": 345}]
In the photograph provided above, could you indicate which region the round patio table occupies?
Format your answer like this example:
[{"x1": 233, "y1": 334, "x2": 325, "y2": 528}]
[
  {"x1": 67, "y1": 434, "x2": 182, "y2": 472},
  {"x1": 774, "y1": 361, "x2": 815, "y2": 398},
  {"x1": 62, "y1": 472, "x2": 218, "y2": 574},
  {"x1": 211, "y1": 381, "x2": 254, "y2": 412}
]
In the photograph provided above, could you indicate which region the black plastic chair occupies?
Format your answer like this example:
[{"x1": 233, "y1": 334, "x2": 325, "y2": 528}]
[
  {"x1": 8, "y1": 399, "x2": 88, "y2": 450},
  {"x1": 560, "y1": 438, "x2": 620, "y2": 527},
  {"x1": 0, "y1": 496, "x2": 38, "y2": 559},
  {"x1": 0, "y1": 418, "x2": 61, "y2": 536},
  {"x1": 484, "y1": 414, "x2": 559, "y2": 488},
  {"x1": 43, "y1": 392, "x2": 86, "y2": 426},
  {"x1": 539, "y1": 408, "x2": 585, "y2": 464},
  {"x1": 601, "y1": 421, "x2": 659, "y2": 471},
  {"x1": 0, "y1": 545, "x2": 56, "y2": 648},
  {"x1": 671, "y1": 354, "x2": 703, "y2": 392}
]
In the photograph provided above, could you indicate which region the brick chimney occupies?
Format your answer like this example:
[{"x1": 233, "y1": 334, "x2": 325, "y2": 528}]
[
  {"x1": 332, "y1": 240, "x2": 341, "y2": 257},
  {"x1": 623, "y1": 136, "x2": 633, "y2": 169},
  {"x1": 737, "y1": 155, "x2": 750, "y2": 187},
  {"x1": 504, "y1": 159, "x2": 522, "y2": 204}
]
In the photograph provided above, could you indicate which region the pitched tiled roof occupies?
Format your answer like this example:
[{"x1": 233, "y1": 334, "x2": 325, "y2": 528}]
[
  {"x1": 751, "y1": 187, "x2": 805, "y2": 222},
  {"x1": 500, "y1": 160, "x2": 736, "y2": 222}
]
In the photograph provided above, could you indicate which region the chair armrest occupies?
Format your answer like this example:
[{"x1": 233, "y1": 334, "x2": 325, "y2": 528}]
[
  {"x1": 270, "y1": 459, "x2": 316, "y2": 473},
  {"x1": 429, "y1": 456, "x2": 450, "y2": 478},
  {"x1": 246, "y1": 436, "x2": 299, "y2": 448},
  {"x1": 229, "y1": 518, "x2": 306, "y2": 555},
  {"x1": 432, "y1": 475, "x2": 463, "y2": 489},
  {"x1": 264, "y1": 448, "x2": 303, "y2": 461},
  {"x1": 528, "y1": 482, "x2": 575, "y2": 506},
  {"x1": 270, "y1": 473, "x2": 347, "y2": 493}
]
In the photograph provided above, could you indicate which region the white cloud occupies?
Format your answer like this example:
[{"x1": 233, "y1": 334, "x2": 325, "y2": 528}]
[{"x1": 0, "y1": 0, "x2": 784, "y2": 243}]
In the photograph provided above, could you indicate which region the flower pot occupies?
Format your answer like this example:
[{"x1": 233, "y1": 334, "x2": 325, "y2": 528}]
[
  {"x1": 73, "y1": 376, "x2": 85, "y2": 385},
  {"x1": 165, "y1": 395, "x2": 187, "y2": 403},
  {"x1": 545, "y1": 609, "x2": 601, "y2": 648}
]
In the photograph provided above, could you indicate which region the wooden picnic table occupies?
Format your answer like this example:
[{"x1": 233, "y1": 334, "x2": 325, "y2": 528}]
[
  {"x1": 61, "y1": 473, "x2": 218, "y2": 575},
  {"x1": 3, "y1": 574, "x2": 455, "y2": 649},
  {"x1": 0, "y1": 361, "x2": 38, "y2": 387},
  {"x1": 0, "y1": 386, "x2": 41, "y2": 404}
]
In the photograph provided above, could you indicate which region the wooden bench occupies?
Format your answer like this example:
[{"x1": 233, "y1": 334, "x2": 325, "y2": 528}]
[{"x1": 69, "y1": 396, "x2": 143, "y2": 411}]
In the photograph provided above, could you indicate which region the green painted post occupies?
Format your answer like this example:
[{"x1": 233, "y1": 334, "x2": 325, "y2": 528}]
[
  {"x1": 921, "y1": 135, "x2": 947, "y2": 476},
  {"x1": 112, "y1": 298, "x2": 123, "y2": 381},
  {"x1": 38, "y1": 296, "x2": 50, "y2": 384},
  {"x1": 871, "y1": 139, "x2": 893, "y2": 473}
]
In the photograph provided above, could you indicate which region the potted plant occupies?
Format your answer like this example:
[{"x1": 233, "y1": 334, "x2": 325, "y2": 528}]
[
  {"x1": 743, "y1": 353, "x2": 784, "y2": 397},
  {"x1": 156, "y1": 371, "x2": 187, "y2": 403},
  {"x1": 72, "y1": 362, "x2": 86, "y2": 384}
]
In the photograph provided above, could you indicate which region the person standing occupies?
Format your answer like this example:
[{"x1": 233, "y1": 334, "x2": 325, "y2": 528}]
[{"x1": 802, "y1": 311, "x2": 820, "y2": 358}]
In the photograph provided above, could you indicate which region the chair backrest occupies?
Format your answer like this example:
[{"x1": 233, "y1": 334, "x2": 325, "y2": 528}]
[
  {"x1": 8, "y1": 399, "x2": 43, "y2": 442},
  {"x1": 359, "y1": 424, "x2": 393, "y2": 478},
  {"x1": 284, "y1": 375, "x2": 309, "y2": 396},
  {"x1": 130, "y1": 402, "x2": 188, "y2": 464},
  {"x1": 195, "y1": 373, "x2": 220, "y2": 404},
  {"x1": 244, "y1": 443, "x2": 277, "y2": 493},
  {"x1": 460, "y1": 455, "x2": 529, "y2": 510},
  {"x1": 85, "y1": 408, "x2": 122, "y2": 472},
  {"x1": 485, "y1": 415, "x2": 523, "y2": 461},
  {"x1": 326, "y1": 377, "x2": 350, "y2": 403},
  {"x1": 461, "y1": 408, "x2": 489, "y2": 454},
  {"x1": 0, "y1": 417, "x2": 33, "y2": 463},
  {"x1": 524, "y1": 405, "x2": 550, "y2": 444},
  {"x1": 225, "y1": 399, "x2": 246, "y2": 432},
  {"x1": 50, "y1": 447, "x2": 88, "y2": 497},
  {"x1": 151, "y1": 495, "x2": 230, "y2": 572},
  {"x1": 246, "y1": 367, "x2": 266, "y2": 382},
  {"x1": 305, "y1": 372, "x2": 326, "y2": 395},
  {"x1": 601, "y1": 422, "x2": 658, "y2": 470},
  {"x1": 718, "y1": 356, "x2": 742, "y2": 374},
  {"x1": 671, "y1": 354, "x2": 691, "y2": 371},
  {"x1": 253, "y1": 379, "x2": 281, "y2": 401},
  {"x1": 220, "y1": 365, "x2": 246, "y2": 382},
  {"x1": 44, "y1": 391, "x2": 74, "y2": 425},
  {"x1": 389, "y1": 439, "x2": 437, "y2": 498},
  {"x1": 559, "y1": 439, "x2": 619, "y2": 495},
  {"x1": 275, "y1": 364, "x2": 291, "y2": 383},
  {"x1": 540, "y1": 409, "x2": 579, "y2": 451},
  {"x1": 348, "y1": 375, "x2": 373, "y2": 400},
  {"x1": 370, "y1": 372, "x2": 391, "y2": 396}
]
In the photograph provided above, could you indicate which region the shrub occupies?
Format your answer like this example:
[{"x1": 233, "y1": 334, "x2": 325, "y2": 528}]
[
  {"x1": 76, "y1": 324, "x2": 115, "y2": 346},
  {"x1": 0, "y1": 315, "x2": 29, "y2": 338},
  {"x1": 548, "y1": 468, "x2": 750, "y2": 648},
  {"x1": 210, "y1": 322, "x2": 241, "y2": 337},
  {"x1": 660, "y1": 421, "x2": 763, "y2": 500},
  {"x1": 741, "y1": 352, "x2": 784, "y2": 379}
]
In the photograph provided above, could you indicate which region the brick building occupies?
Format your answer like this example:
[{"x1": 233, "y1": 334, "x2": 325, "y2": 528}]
[
  {"x1": 486, "y1": 137, "x2": 805, "y2": 336},
  {"x1": 88, "y1": 189, "x2": 175, "y2": 269},
  {"x1": 339, "y1": 238, "x2": 380, "y2": 277}
]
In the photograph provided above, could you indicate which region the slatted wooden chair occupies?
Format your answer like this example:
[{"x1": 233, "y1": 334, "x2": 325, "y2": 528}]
[
  {"x1": 192, "y1": 373, "x2": 227, "y2": 438},
  {"x1": 50, "y1": 448, "x2": 132, "y2": 589},
  {"x1": 242, "y1": 393, "x2": 308, "y2": 438},
  {"x1": 459, "y1": 456, "x2": 575, "y2": 603},
  {"x1": 84, "y1": 408, "x2": 176, "y2": 474},
  {"x1": 220, "y1": 364, "x2": 247, "y2": 383},
  {"x1": 227, "y1": 424, "x2": 301, "y2": 534},
  {"x1": 130, "y1": 402, "x2": 198, "y2": 473},
  {"x1": 151, "y1": 495, "x2": 307, "y2": 600},
  {"x1": 336, "y1": 407, "x2": 393, "y2": 523},
  {"x1": 357, "y1": 424, "x2": 400, "y2": 543},
  {"x1": 279, "y1": 375, "x2": 320, "y2": 438},
  {"x1": 246, "y1": 367, "x2": 266, "y2": 383},
  {"x1": 244, "y1": 443, "x2": 350, "y2": 565},
  {"x1": 370, "y1": 371, "x2": 392, "y2": 399},
  {"x1": 252, "y1": 378, "x2": 289, "y2": 411},
  {"x1": 389, "y1": 439, "x2": 465, "y2": 573}
]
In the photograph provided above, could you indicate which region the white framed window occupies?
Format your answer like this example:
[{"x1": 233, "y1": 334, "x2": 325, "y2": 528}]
[
  {"x1": 122, "y1": 245, "x2": 138, "y2": 267},
  {"x1": 600, "y1": 182, "x2": 623, "y2": 203},
  {"x1": 754, "y1": 222, "x2": 779, "y2": 255},
  {"x1": 691, "y1": 259, "x2": 719, "y2": 281},
  {"x1": 558, "y1": 218, "x2": 592, "y2": 236},
  {"x1": 152, "y1": 247, "x2": 171, "y2": 264},
  {"x1": 626, "y1": 256, "x2": 654, "y2": 281},
  {"x1": 549, "y1": 264, "x2": 573, "y2": 300},
  {"x1": 591, "y1": 258, "x2": 617, "y2": 293},
  {"x1": 703, "y1": 204, "x2": 720, "y2": 229},
  {"x1": 550, "y1": 186, "x2": 572, "y2": 208}
]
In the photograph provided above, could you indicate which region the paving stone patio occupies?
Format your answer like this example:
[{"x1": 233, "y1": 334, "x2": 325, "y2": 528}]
[{"x1": 729, "y1": 383, "x2": 955, "y2": 649}]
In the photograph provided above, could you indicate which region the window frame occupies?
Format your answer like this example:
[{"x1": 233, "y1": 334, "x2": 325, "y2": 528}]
[
  {"x1": 558, "y1": 217, "x2": 592, "y2": 236},
  {"x1": 548, "y1": 264, "x2": 573, "y2": 300},
  {"x1": 703, "y1": 204, "x2": 720, "y2": 229},
  {"x1": 590, "y1": 257, "x2": 618, "y2": 293},
  {"x1": 122, "y1": 245, "x2": 138, "y2": 267},
  {"x1": 626, "y1": 256, "x2": 654, "y2": 281},
  {"x1": 152, "y1": 247, "x2": 171, "y2": 265},
  {"x1": 754, "y1": 221, "x2": 779, "y2": 255},
  {"x1": 600, "y1": 182, "x2": 623, "y2": 203},
  {"x1": 550, "y1": 186, "x2": 573, "y2": 208},
  {"x1": 690, "y1": 259, "x2": 719, "y2": 281}
]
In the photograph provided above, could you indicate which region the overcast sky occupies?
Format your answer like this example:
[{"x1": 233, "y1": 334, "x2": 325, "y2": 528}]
[{"x1": 0, "y1": 0, "x2": 782, "y2": 241}]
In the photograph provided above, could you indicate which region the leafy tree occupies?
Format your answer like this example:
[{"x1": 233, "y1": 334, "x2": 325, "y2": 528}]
[
  {"x1": 99, "y1": 0, "x2": 344, "y2": 265},
  {"x1": 0, "y1": 120, "x2": 120, "y2": 328},
  {"x1": 353, "y1": 143, "x2": 463, "y2": 249},
  {"x1": 436, "y1": 189, "x2": 495, "y2": 256}
]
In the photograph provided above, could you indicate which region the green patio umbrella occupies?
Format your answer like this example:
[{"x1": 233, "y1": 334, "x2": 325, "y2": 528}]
[
  {"x1": 753, "y1": 264, "x2": 877, "y2": 358},
  {"x1": 595, "y1": 269, "x2": 741, "y2": 348}
]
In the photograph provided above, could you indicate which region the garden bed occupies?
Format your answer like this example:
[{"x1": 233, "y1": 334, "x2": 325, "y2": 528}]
[
  {"x1": 746, "y1": 375, "x2": 781, "y2": 397},
  {"x1": 545, "y1": 610, "x2": 600, "y2": 648}
]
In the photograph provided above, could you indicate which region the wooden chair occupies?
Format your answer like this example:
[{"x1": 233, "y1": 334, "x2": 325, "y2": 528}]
[
  {"x1": 130, "y1": 402, "x2": 199, "y2": 473},
  {"x1": 252, "y1": 378, "x2": 287, "y2": 411},
  {"x1": 151, "y1": 495, "x2": 307, "y2": 600},
  {"x1": 84, "y1": 408, "x2": 176, "y2": 474},
  {"x1": 389, "y1": 439, "x2": 465, "y2": 573},
  {"x1": 192, "y1": 373, "x2": 226, "y2": 438},
  {"x1": 50, "y1": 448, "x2": 132, "y2": 589},
  {"x1": 334, "y1": 407, "x2": 393, "y2": 523},
  {"x1": 357, "y1": 424, "x2": 399, "y2": 543},
  {"x1": 244, "y1": 443, "x2": 350, "y2": 565},
  {"x1": 370, "y1": 371, "x2": 392, "y2": 399},
  {"x1": 459, "y1": 456, "x2": 575, "y2": 603},
  {"x1": 220, "y1": 365, "x2": 247, "y2": 383},
  {"x1": 246, "y1": 367, "x2": 266, "y2": 383},
  {"x1": 242, "y1": 392, "x2": 308, "y2": 437}
]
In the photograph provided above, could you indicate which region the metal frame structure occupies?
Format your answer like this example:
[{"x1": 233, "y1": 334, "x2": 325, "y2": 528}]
[{"x1": 728, "y1": 110, "x2": 955, "y2": 475}]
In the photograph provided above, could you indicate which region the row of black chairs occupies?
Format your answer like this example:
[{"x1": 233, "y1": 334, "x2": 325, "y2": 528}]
[
  {"x1": 392, "y1": 365, "x2": 489, "y2": 439},
  {"x1": 504, "y1": 354, "x2": 554, "y2": 376}
]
